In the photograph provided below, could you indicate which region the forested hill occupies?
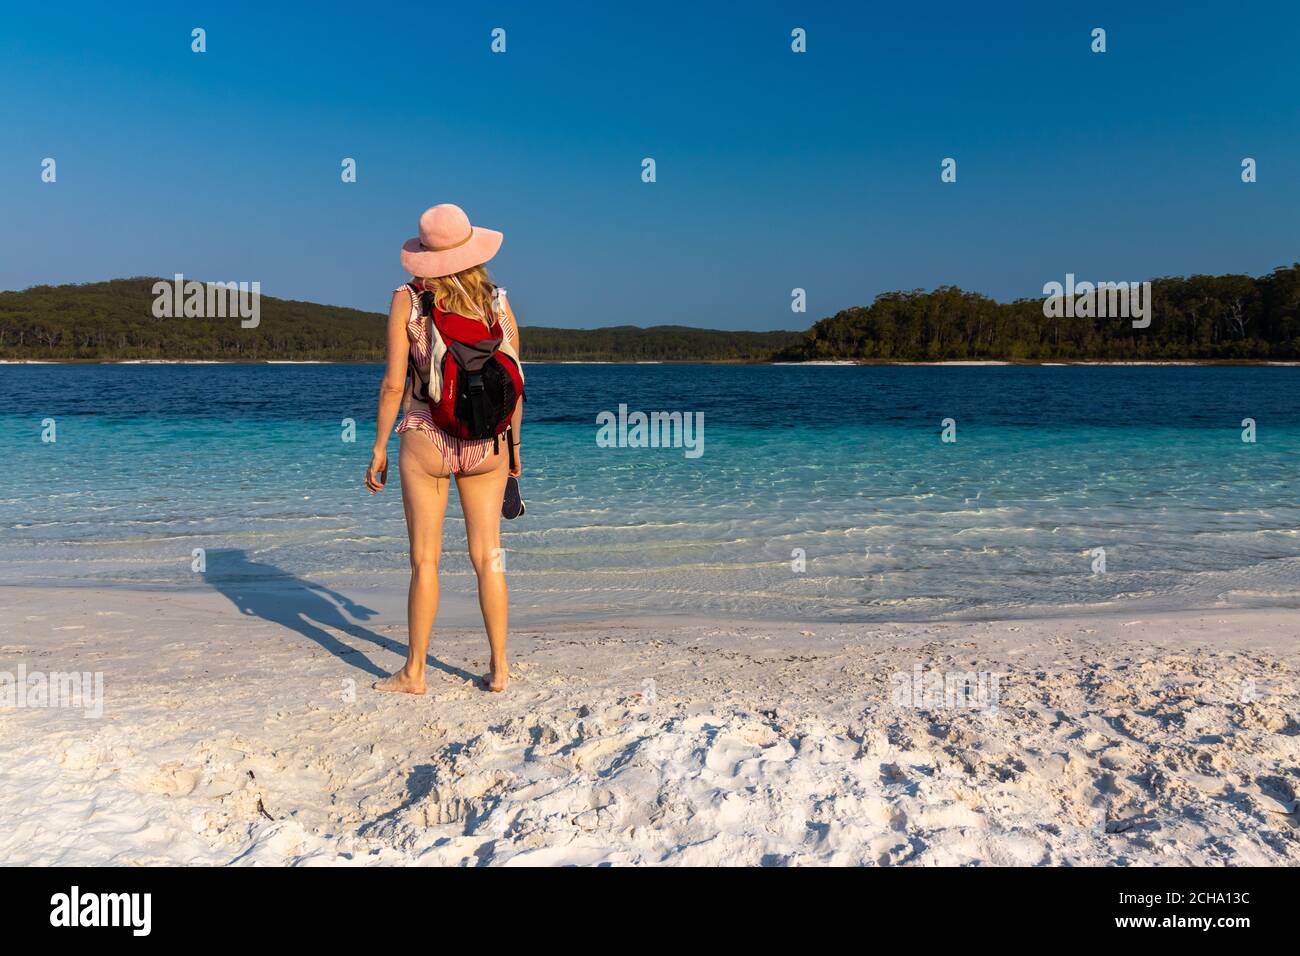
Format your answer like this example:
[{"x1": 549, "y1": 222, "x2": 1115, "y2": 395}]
[
  {"x1": 776, "y1": 266, "x2": 1300, "y2": 362},
  {"x1": 4, "y1": 268, "x2": 1300, "y2": 362},
  {"x1": 0, "y1": 278, "x2": 799, "y2": 362},
  {"x1": 0, "y1": 279, "x2": 383, "y2": 361},
  {"x1": 522, "y1": 325, "x2": 798, "y2": 361}
]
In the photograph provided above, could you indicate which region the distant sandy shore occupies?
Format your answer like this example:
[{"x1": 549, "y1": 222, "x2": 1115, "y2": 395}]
[{"x1": 1, "y1": 585, "x2": 1297, "y2": 866}]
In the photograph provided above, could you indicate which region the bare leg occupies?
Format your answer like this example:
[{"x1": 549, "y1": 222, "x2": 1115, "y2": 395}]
[
  {"x1": 375, "y1": 431, "x2": 450, "y2": 694},
  {"x1": 455, "y1": 444, "x2": 511, "y2": 692}
]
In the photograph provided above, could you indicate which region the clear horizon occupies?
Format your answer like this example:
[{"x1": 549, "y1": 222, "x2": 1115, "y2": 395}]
[
  {"x1": 2, "y1": 1, "x2": 1297, "y2": 330},
  {"x1": 11, "y1": 265, "x2": 1298, "y2": 335}
]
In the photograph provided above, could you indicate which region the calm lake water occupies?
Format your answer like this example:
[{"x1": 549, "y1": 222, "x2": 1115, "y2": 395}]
[{"x1": 2, "y1": 363, "x2": 1298, "y2": 623}]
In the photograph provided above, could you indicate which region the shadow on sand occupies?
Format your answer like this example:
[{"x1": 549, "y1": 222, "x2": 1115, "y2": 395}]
[{"x1": 203, "y1": 548, "x2": 476, "y2": 683}]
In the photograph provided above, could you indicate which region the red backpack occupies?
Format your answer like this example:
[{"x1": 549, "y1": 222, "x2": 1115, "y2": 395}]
[{"x1": 407, "y1": 281, "x2": 524, "y2": 448}]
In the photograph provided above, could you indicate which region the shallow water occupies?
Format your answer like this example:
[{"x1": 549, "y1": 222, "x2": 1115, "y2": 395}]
[{"x1": 2, "y1": 363, "x2": 1297, "y2": 622}]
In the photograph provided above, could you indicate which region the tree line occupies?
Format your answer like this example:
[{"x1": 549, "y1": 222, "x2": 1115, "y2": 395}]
[
  {"x1": 775, "y1": 265, "x2": 1300, "y2": 361},
  {"x1": 3, "y1": 268, "x2": 1299, "y2": 362},
  {"x1": 0, "y1": 278, "x2": 798, "y2": 362}
]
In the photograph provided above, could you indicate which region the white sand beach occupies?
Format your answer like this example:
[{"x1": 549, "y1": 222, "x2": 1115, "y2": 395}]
[{"x1": 1, "y1": 585, "x2": 1296, "y2": 866}]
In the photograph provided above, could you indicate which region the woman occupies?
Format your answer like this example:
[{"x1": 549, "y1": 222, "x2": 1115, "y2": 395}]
[{"x1": 365, "y1": 204, "x2": 523, "y2": 694}]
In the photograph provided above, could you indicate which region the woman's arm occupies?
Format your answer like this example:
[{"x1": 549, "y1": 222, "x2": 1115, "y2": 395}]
[{"x1": 365, "y1": 290, "x2": 410, "y2": 493}]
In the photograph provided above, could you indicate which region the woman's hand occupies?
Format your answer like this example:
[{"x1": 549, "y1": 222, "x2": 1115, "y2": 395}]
[
  {"x1": 365, "y1": 447, "x2": 389, "y2": 493},
  {"x1": 509, "y1": 443, "x2": 521, "y2": 477}
]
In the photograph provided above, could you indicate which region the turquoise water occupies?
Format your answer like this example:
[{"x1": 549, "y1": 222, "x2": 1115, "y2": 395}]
[{"x1": 1, "y1": 363, "x2": 1298, "y2": 622}]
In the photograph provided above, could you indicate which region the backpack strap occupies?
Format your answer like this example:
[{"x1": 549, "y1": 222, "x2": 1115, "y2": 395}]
[
  {"x1": 405, "y1": 281, "x2": 449, "y2": 402},
  {"x1": 408, "y1": 281, "x2": 435, "y2": 319},
  {"x1": 492, "y1": 287, "x2": 525, "y2": 392}
]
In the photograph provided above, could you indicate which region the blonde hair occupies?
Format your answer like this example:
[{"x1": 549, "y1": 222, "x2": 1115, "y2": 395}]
[{"x1": 417, "y1": 265, "x2": 497, "y2": 325}]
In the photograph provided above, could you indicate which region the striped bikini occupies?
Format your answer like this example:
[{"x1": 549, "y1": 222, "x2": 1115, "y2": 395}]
[{"x1": 394, "y1": 283, "x2": 520, "y2": 474}]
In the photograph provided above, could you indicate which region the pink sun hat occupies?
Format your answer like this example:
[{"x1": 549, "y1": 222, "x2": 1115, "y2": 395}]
[{"x1": 400, "y1": 203, "x2": 503, "y2": 278}]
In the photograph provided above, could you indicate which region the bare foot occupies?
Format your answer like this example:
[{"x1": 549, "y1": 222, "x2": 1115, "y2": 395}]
[
  {"x1": 373, "y1": 668, "x2": 426, "y2": 695},
  {"x1": 483, "y1": 662, "x2": 509, "y2": 693}
]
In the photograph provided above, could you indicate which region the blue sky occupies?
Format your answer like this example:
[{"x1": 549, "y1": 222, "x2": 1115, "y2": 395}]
[{"x1": 2, "y1": 1, "x2": 1297, "y2": 330}]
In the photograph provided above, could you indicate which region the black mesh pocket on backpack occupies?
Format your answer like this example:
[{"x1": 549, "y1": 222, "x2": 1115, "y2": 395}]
[{"x1": 455, "y1": 356, "x2": 517, "y2": 439}]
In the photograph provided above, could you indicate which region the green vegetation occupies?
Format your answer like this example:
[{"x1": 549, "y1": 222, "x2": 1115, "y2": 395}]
[
  {"x1": 0, "y1": 278, "x2": 384, "y2": 362},
  {"x1": 0, "y1": 278, "x2": 798, "y2": 362},
  {"x1": 522, "y1": 325, "x2": 799, "y2": 361},
  {"x1": 3, "y1": 268, "x2": 1299, "y2": 363},
  {"x1": 776, "y1": 266, "x2": 1300, "y2": 362}
]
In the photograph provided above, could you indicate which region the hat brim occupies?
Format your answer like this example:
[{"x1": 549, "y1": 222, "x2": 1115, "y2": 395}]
[{"x1": 400, "y1": 227, "x2": 503, "y2": 278}]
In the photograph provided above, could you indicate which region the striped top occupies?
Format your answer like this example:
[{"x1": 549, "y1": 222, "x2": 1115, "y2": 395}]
[{"x1": 394, "y1": 283, "x2": 520, "y2": 474}]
